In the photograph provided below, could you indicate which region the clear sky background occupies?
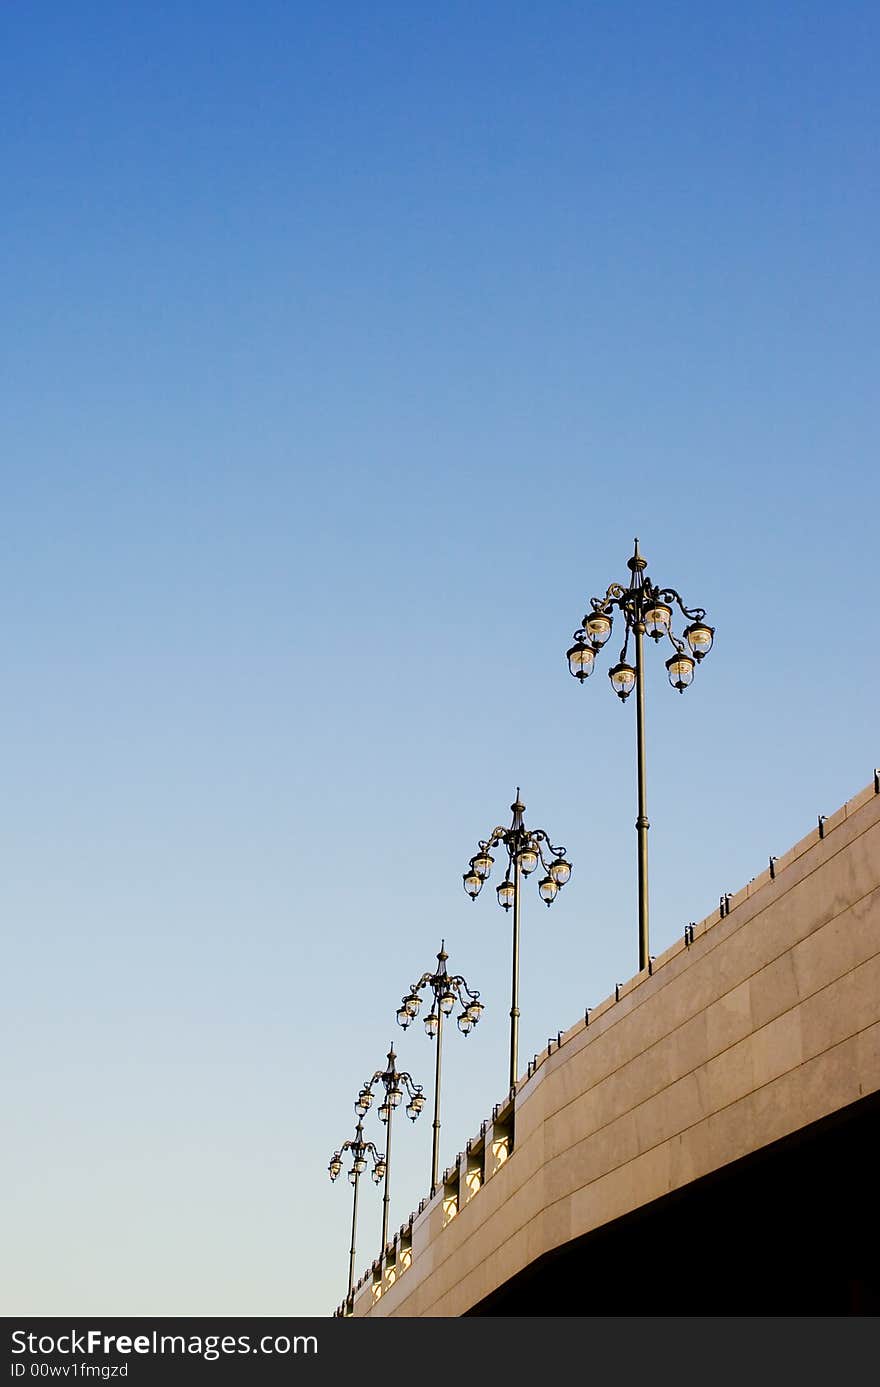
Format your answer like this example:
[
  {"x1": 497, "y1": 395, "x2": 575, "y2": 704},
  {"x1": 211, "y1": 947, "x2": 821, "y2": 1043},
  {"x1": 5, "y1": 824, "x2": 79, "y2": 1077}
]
[{"x1": 2, "y1": 1, "x2": 877, "y2": 1317}]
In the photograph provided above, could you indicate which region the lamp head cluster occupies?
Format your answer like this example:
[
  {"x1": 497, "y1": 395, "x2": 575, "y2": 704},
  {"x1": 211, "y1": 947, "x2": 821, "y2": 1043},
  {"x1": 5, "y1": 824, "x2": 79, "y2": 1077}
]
[
  {"x1": 567, "y1": 539, "x2": 714, "y2": 698},
  {"x1": 328, "y1": 1119, "x2": 386, "y2": 1187},
  {"x1": 396, "y1": 942, "x2": 484, "y2": 1037},
  {"x1": 463, "y1": 790, "x2": 572, "y2": 909},
  {"x1": 355, "y1": 1046, "x2": 426, "y2": 1125}
]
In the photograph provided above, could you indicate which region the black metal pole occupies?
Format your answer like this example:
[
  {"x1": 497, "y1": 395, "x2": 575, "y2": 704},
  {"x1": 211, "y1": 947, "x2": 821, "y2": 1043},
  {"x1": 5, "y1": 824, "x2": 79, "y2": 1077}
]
[
  {"x1": 380, "y1": 1101, "x2": 393, "y2": 1259},
  {"x1": 431, "y1": 1002, "x2": 443, "y2": 1194},
  {"x1": 510, "y1": 852, "x2": 521, "y2": 1090},
  {"x1": 347, "y1": 1168, "x2": 360, "y2": 1301},
  {"x1": 635, "y1": 613, "x2": 650, "y2": 972}
]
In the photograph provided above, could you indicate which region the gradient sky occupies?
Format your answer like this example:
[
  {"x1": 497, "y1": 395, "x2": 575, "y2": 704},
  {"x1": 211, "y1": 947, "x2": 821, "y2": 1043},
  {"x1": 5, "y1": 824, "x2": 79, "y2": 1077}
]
[{"x1": 2, "y1": 1, "x2": 878, "y2": 1318}]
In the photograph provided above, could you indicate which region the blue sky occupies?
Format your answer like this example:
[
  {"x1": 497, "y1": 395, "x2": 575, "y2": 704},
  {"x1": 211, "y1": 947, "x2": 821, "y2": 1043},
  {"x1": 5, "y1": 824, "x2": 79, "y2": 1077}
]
[{"x1": 2, "y1": 1, "x2": 878, "y2": 1316}]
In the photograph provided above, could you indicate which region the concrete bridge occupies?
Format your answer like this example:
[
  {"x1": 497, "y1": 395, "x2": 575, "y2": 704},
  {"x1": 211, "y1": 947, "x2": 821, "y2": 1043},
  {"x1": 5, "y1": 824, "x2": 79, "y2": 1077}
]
[{"x1": 341, "y1": 776, "x2": 880, "y2": 1316}]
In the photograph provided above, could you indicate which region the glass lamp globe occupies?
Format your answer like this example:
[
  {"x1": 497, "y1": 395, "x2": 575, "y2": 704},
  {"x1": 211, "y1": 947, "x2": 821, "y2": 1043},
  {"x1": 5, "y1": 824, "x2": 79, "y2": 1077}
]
[
  {"x1": 496, "y1": 878, "x2": 515, "y2": 910},
  {"x1": 567, "y1": 640, "x2": 596, "y2": 681},
  {"x1": 519, "y1": 842, "x2": 539, "y2": 875},
  {"x1": 538, "y1": 875, "x2": 558, "y2": 906},
  {"x1": 472, "y1": 852, "x2": 494, "y2": 880},
  {"x1": 684, "y1": 622, "x2": 714, "y2": 660},
  {"x1": 585, "y1": 612, "x2": 613, "y2": 647},
  {"x1": 643, "y1": 602, "x2": 672, "y2": 641},
  {"x1": 549, "y1": 858, "x2": 571, "y2": 886},
  {"x1": 424, "y1": 1012, "x2": 439, "y2": 1038},
  {"x1": 439, "y1": 989, "x2": 456, "y2": 1015},
  {"x1": 463, "y1": 869, "x2": 483, "y2": 899},
  {"x1": 609, "y1": 662, "x2": 636, "y2": 700},
  {"x1": 666, "y1": 653, "x2": 695, "y2": 691}
]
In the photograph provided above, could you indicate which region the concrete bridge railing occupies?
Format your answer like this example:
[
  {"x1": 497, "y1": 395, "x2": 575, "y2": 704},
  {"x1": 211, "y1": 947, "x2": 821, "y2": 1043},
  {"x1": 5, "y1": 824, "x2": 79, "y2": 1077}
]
[{"x1": 341, "y1": 775, "x2": 880, "y2": 1317}]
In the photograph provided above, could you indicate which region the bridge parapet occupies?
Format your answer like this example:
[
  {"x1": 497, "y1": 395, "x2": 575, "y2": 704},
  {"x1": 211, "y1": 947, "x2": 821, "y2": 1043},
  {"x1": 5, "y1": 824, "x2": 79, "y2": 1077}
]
[{"x1": 340, "y1": 775, "x2": 880, "y2": 1317}]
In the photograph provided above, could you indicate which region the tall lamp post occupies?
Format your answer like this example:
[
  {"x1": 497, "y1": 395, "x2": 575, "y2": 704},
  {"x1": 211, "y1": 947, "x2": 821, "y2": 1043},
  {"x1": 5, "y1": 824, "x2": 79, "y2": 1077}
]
[
  {"x1": 328, "y1": 1120, "x2": 385, "y2": 1308},
  {"x1": 396, "y1": 941, "x2": 484, "y2": 1195},
  {"x1": 355, "y1": 1046, "x2": 425, "y2": 1260},
  {"x1": 566, "y1": 537, "x2": 714, "y2": 971},
  {"x1": 463, "y1": 790, "x2": 572, "y2": 1091}
]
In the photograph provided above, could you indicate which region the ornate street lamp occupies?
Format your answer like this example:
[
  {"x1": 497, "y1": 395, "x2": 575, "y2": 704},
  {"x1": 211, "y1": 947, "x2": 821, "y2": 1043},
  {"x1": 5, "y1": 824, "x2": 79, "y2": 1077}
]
[
  {"x1": 397, "y1": 940, "x2": 483, "y2": 1194},
  {"x1": 327, "y1": 1119, "x2": 385, "y2": 1309},
  {"x1": 566, "y1": 537, "x2": 714, "y2": 971},
  {"x1": 357, "y1": 1046, "x2": 425, "y2": 1260},
  {"x1": 463, "y1": 790, "x2": 571, "y2": 1091}
]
